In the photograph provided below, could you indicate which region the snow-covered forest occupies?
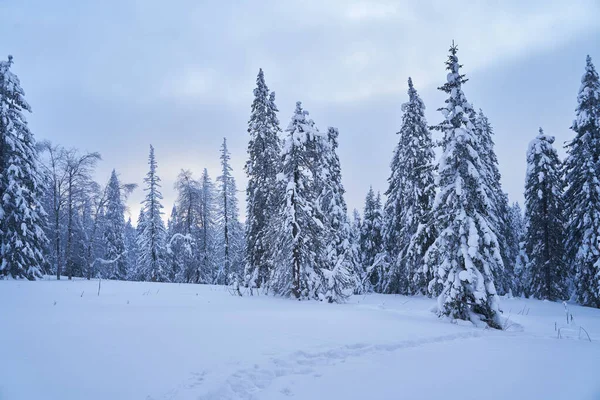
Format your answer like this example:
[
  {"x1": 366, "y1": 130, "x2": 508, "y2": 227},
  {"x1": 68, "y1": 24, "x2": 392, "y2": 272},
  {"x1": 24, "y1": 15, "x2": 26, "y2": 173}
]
[
  {"x1": 2, "y1": 44, "x2": 600, "y2": 324},
  {"x1": 2, "y1": 38, "x2": 600, "y2": 398}
]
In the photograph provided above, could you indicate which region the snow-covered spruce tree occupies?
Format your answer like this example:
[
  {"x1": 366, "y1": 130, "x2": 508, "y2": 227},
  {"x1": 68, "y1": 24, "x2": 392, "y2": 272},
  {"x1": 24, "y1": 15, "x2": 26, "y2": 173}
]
[
  {"x1": 171, "y1": 170, "x2": 201, "y2": 283},
  {"x1": 514, "y1": 241, "x2": 530, "y2": 298},
  {"x1": 131, "y1": 209, "x2": 146, "y2": 281},
  {"x1": 0, "y1": 55, "x2": 47, "y2": 280},
  {"x1": 564, "y1": 56, "x2": 600, "y2": 308},
  {"x1": 382, "y1": 77, "x2": 436, "y2": 295},
  {"x1": 102, "y1": 169, "x2": 127, "y2": 280},
  {"x1": 216, "y1": 138, "x2": 244, "y2": 285},
  {"x1": 272, "y1": 102, "x2": 326, "y2": 300},
  {"x1": 349, "y1": 209, "x2": 366, "y2": 293},
  {"x1": 474, "y1": 110, "x2": 513, "y2": 295},
  {"x1": 425, "y1": 44, "x2": 503, "y2": 328},
  {"x1": 360, "y1": 187, "x2": 385, "y2": 293},
  {"x1": 318, "y1": 127, "x2": 354, "y2": 301},
  {"x1": 167, "y1": 205, "x2": 177, "y2": 234},
  {"x1": 198, "y1": 168, "x2": 218, "y2": 284},
  {"x1": 244, "y1": 69, "x2": 282, "y2": 290},
  {"x1": 83, "y1": 180, "x2": 113, "y2": 280},
  {"x1": 166, "y1": 204, "x2": 184, "y2": 282},
  {"x1": 136, "y1": 145, "x2": 168, "y2": 282},
  {"x1": 523, "y1": 129, "x2": 569, "y2": 301},
  {"x1": 507, "y1": 202, "x2": 526, "y2": 295},
  {"x1": 124, "y1": 217, "x2": 138, "y2": 280}
]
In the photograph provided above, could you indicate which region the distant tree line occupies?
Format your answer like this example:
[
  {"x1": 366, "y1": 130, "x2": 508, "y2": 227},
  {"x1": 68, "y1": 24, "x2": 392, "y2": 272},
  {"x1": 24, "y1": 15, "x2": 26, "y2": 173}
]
[{"x1": 1, "y1": 45, "x2": 599, "y2": 329}]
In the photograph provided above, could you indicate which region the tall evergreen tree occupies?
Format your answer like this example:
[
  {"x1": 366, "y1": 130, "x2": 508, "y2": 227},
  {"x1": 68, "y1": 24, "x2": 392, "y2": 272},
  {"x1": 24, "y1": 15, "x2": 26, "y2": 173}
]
[
  {"x1": 198, "y1": 168, "x2": 218, "y2": 283},
  {"x1": 318, "y1": 127, "x2": 354, "y2": 301},
  {"x1": 132, "y1": 209, "x2": 146, "y2": 281},
  {"x1": 0, "y1": 55, "x2": 47, "y2": 280},
  {"x1": 217, "y1": 138, "x2": 244, "y2": 285},
  {"x1": 474, "y1": 110, "x2": 512, "y2": 295},
  {"x1": 136, "y1": 145, "x2": 168, "y2": 282},
  {"x1": 244, "y1": 69, "x2": 282, "y2": 289},
  {"x1": 360, "y1": 187, "x2": 384, "y2": 293},
  {"x1": 166, "y1": 204, "x2": 185, "y2": 282},
  {"x1": 507, "y1": 202, "x2": 526, "y2": 295},
  {"x1": 124, "y1": 217, "x2": 138, "y2": 280},
  {"x1": 81, "y1": 184, "x2": 105, "y2": 280},
  {"x1": 172, "y1": 170, "x2": 201, "y2": 283},
  {"x1": 350, "y1": 209, "x2": 366, "y2": 293},
  {"x1": 523, "y1": 129, "x2": 569, "y2": 301},
  {"x1": 564, "y1": 56, "x2": 600, "y2": 307},
  {"x1": 425, "y1": 44, "x2": 503, "y2": 328},
  {"x1": 102, "y1": 169, "x2": 127, "y2": 280},
  {"x1": 167, "y1": 205, "x2": 177, "y2": 234},
  {"x1": 272, "y1": 102, "x2": 325, "y2": 299},
  {"x1": 382, "y1": 77, "x2": 436, "y2": 295}
]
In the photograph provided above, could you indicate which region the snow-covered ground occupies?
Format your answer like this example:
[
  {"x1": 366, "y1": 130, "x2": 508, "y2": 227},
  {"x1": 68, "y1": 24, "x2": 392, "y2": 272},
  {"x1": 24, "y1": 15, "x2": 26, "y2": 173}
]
[{"x1": 1, "y1": 279, "x2": 599, "y2": 400}]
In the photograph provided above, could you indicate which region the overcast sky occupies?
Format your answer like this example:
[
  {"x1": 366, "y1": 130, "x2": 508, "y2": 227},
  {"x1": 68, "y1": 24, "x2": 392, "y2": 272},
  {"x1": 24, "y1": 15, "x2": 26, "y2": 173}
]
[{"x1": 1, "y1": 0, "x2": 598, "y2": 221}]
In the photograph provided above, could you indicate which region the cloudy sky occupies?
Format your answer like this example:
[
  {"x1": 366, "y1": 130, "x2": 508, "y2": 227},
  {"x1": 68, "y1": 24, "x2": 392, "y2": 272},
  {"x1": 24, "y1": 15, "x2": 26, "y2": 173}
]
[{"x1": 1, "y1": 0, "x2": 598, "y2": 221}]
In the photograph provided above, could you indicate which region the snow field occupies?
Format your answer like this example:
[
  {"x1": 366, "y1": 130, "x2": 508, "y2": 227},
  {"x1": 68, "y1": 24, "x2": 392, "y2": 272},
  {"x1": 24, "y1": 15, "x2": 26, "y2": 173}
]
[{"x1": 1, "y1": 278, "x2": 599, "y2": 400}]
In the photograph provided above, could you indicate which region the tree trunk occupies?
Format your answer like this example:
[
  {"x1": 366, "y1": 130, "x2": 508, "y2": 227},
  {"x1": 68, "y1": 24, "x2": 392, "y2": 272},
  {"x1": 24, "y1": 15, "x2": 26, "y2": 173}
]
[
  {"x1": 291, "y1": 169, "x2": 300, "y2": 298},
  {"x1": 67, "y1": 178, "x2": 74, "y2": 280},
  {"x1": 223, "y1": 188, "x2": 230, "y2": 285},
  {"x1": 55, "y1": 188, "x2": 61, "y2": 280}
]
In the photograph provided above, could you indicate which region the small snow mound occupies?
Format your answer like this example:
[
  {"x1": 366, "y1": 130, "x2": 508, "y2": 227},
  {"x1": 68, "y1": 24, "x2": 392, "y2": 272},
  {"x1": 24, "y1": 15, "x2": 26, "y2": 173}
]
[
  {"x1": 454, "y1": 319, "x2": 475, "y2": 327},
  {"x1": 500, "y1": 317, "x2": 525, "y2": 332},
  {"x1": 428, "y1": 303, "x2": 439, "y2": 314}
]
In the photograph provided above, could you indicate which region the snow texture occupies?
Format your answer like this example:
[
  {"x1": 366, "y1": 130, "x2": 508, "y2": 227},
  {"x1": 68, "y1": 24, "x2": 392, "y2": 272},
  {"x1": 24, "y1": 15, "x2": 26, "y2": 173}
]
[{"x1": 1, "y1": 278, "x2": 599, "y2": 400}]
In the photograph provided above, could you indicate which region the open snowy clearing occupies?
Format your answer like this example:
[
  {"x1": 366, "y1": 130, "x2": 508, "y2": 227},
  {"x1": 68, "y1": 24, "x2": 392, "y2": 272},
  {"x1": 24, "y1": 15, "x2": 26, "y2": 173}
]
[{"x1": 1, "y1": 279, "x2": 599, "y2": 400}]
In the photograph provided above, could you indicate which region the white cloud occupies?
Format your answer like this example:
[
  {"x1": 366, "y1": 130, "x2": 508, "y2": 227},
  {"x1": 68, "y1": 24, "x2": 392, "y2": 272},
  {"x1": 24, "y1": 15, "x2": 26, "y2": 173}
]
[
  {"x1": 3, "y1": 0, "x2": 598, "y2": 218},
  {"x1": 231, "y1": 0, "x2": 599, "y2": 104}
]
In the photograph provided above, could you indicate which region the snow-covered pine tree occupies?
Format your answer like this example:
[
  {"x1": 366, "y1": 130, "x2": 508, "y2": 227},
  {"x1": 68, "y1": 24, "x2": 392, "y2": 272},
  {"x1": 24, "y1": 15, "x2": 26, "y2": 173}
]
[
  {"x1": 124, "y1": 217, "x2": 138, "y2": 280},
  {"x1": 382, "y1": 77, "x2": 436, "y2": 295},
  {"x1": 425, "y1": 44, "x2": 503, "y2": 328},
  {"x1": 244, "y1": 69, "x2": 282, "y2": 290},
  {"x1": 523, "y1": 129, "x2": 569, "y2": 301},
  {"x1": 509, "y1": 203, "x2": 526, "y2": 240},
  {"x1": 507, "y1": 202, "x2": 526, "y2": 295},
  {"x1": 131, "y1": 209, "x2": 146, "y2": 281},
  {"x1": 360, "y1": 187, "x2": 384, "y2": 293},
  {"x1": 166, "y1": 204, "x2": 184, "y2": 282},
  {"x1": 272, "y1": 102, "x2": 325, "y2": 300},
  {"x1": 0, "y1": 55, "x2": 47, "y2": 280},
  {"x1": 216, "y1": 138, "x2": 244, "y2": 285},
  {"x1": 198, "y1": 168, "x2": 218, "y2": 283},
  {"x1": 350, "y1": 209, "x2": 366, "y2": 293},
  {"x1": 564, "y1": 55, "x2": 600, "y2": 308},
  {"x1": 318, "y1": 127, "x2": 354, "y2": 302},
  {"x1": 171, "y1": 170, "x2": 201, "y2": 283},
  {"x1": 474, "y1": 110, "x2": 513, "y2": 295},
  {"x1": 167, "y1": 205, "x2": 177, "y2": 234},
  {"x1": 102, "y1": 169, "x2": 128, "y2": 280},
  {"x1": 136, "y1": 145, "x2": 168, "y2": 282},
  {"x1": 230, "y1": 221, "x2": 245, "y2": 285}
]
